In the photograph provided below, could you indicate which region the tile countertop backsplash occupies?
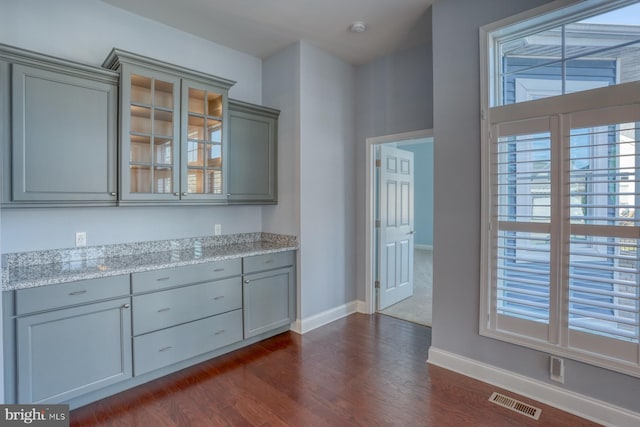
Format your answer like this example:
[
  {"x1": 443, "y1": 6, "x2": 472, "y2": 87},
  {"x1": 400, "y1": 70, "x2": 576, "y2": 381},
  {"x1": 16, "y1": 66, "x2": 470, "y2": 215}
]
[{"x1": 1, "y1": 233, "x2": 298, "y2": 291}]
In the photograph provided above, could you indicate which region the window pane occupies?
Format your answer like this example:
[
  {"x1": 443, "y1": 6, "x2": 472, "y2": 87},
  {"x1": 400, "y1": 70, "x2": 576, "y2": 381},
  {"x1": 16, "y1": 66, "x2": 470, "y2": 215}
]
[
  {"x1": 569, "y1": 123, "x2": 639, "y2": 227},
  {"x1": 496, "y1": 230, "x2": 550, "y2": 323},
  {"x1": 496, "y1": 132, "x2": 551, "y2": 223},
  {"x1": 495, "y1": 3, "x2": 640, "y2": 106},
  {"x1": 569, "y1": 235, "x2": 639, "y2": 342}
]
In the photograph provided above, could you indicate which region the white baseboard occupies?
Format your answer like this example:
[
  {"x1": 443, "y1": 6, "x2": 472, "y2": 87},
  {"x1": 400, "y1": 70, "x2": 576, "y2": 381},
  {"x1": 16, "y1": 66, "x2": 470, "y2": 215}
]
[
  {"x1": 428, "y1": 347, "x2": 640, "y2": 427},
  {"x1": 292, "y1": 301, "x2": 359, "y2": 334},
  {"x1": 415, "y1": 244, "x2": 433, "y2": 250},
  {"x1": 355, "y1": 300, "x2": 369, "y2": 314}
]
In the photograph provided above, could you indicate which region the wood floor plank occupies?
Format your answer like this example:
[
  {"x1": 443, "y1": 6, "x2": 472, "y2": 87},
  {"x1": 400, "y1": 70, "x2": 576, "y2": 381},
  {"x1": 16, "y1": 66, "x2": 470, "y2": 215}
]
[{"x1": 71, "y1": 314, "x2": 601, "y2": 426}]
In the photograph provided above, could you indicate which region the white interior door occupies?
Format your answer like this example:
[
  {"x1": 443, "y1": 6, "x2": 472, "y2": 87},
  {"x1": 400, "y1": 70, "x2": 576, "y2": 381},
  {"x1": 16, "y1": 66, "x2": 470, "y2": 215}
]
[{"x1": 377, "y1": 145, "x2": 414, "y2": 310}]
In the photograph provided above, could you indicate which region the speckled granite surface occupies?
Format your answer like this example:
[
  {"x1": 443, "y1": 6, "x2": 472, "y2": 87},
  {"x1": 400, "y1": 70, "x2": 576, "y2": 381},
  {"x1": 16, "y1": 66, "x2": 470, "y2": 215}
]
[{"x1": 2, "y1": 233, "x2": 297, "y2": 291}]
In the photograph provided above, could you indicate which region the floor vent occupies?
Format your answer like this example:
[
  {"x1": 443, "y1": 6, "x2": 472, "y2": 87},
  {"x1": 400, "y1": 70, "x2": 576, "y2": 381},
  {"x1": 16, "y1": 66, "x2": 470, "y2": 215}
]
[{"x1": 489, "y1": 392, "x2": 542, "y2": 420}]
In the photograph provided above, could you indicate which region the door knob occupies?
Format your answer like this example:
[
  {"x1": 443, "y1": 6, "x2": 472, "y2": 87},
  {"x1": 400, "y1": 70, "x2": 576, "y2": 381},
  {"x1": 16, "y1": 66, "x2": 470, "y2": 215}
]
[{"x1": 408, "y1": 230, "x2": 416, "y2": 235}]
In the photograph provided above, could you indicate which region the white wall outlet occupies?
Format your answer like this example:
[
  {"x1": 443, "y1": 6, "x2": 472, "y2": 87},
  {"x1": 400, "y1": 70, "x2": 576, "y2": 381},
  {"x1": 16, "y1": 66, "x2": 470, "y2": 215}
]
[
  {"x1": 214, "y1": 224, "x2": 222, "y2": 236},
  {"x1": 550, "y1": 356, "x2": 564, "y2": 383},
  {"x1": 75, "y1": 232, "x2": 87, "y2": 247}
]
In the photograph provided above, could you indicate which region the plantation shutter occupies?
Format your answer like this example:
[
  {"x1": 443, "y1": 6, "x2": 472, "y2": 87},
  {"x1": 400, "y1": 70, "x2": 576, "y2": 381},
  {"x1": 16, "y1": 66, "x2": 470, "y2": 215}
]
[{"x1": 485, "y1": 84, "x2": 640, "y2": 373}]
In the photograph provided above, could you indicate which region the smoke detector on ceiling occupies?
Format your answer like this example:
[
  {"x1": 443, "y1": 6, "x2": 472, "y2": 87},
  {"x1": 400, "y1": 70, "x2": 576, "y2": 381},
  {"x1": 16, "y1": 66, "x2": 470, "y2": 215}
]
[{"x1": 349, "y1": 21, "x2": 367, "y2": 33}]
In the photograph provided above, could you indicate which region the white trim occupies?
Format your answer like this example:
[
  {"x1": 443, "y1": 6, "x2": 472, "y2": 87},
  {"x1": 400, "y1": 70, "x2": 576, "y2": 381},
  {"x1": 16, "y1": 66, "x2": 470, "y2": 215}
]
[
  {"x1": 293, "y1": 301, "x2": 358, "y2": 334},
  {"x1": 364, "y1": 129, "x2": 433, "y2": 315},
  {"x1": 414, "y1": 244, "x2": 433, "y2": 251},
  {"x1": 355, "y1": 300, "x2": 368, "y2": 314},
  {"x1": 427, "y1": 347, "x2": 640, "y2": 427}
]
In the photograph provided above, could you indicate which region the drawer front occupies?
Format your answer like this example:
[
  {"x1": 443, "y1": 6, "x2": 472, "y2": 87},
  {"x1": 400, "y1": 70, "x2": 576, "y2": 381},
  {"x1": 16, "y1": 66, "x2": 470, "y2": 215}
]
[
  {"x1": 132, "y1": 258, "x2": 241, "y2": 293},
  {"x1": 133, "y1": 277, "x2": 242, "y2": 335},
  {"x1": 133, "y1": 309, "x2": 242, "y2": 376},
  {"x1": 15, "y1": 275, "x2": 130, "y2": 315},
  {"x1": 243, "y1": 251, "x2": 295, "y2": 274}
]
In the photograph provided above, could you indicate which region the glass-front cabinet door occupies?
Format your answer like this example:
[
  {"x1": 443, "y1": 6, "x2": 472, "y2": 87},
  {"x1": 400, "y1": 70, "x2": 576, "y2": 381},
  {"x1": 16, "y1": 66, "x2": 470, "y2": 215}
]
[
  {"x1": 122, "y1": 67, "x2": 180, "y2": 201},
  {"x1": 181, "y1": 79, "x2": 228, "y2": 200}
]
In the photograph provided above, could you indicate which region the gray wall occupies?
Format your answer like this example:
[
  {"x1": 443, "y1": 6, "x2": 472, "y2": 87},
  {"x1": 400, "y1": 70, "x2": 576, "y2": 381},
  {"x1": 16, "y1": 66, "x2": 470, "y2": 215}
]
[
  {"x1": 355, "y1": 42, "x2": 434, "y2": 301},
  {"x1": 431, "y1": 0, "x2": 640, "y2": 412},
  {"x1": 299, "y1": 41, "x2": 357, "y2": 318},
  {"x1": 262, "y1": 44, "x2": 300, "y2": 237},
  {"x1": 398, "y1": 140, "x2": 433, "y2": 247},
  {"x1": 262, "y1": 41, "x2": 357, "y2": 321}
]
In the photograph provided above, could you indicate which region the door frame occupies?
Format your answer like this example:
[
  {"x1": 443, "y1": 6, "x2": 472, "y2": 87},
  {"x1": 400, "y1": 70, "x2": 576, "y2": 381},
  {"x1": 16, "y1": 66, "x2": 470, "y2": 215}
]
[{"x1": 364, "y1": 129, "x2": 433, "y2": 314}]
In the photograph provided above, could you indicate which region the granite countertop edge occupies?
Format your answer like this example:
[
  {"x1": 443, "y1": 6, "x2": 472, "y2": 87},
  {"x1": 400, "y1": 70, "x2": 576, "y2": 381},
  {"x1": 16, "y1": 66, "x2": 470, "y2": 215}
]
[{"x1": 2, "y1": 235, "x2": 298, "y2": 291}]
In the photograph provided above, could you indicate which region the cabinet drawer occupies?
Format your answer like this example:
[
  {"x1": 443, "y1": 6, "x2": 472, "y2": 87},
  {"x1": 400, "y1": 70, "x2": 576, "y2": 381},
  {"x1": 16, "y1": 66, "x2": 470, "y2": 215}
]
[
  {"x1": 133, "y1": 309, "x2": 242, "y2": 376},
  {"x1": 133, "y1": 277, "x2": 241, "y2": 335},
  {"x1": 15, "y1": 275, "x2": 130, "y2": 315},
  {"x1": 243, "y1": 251, "x2": 294, "y2": 274},
  {"x1": 132, "y1": 258, "x2": 241, "y2": 293}
]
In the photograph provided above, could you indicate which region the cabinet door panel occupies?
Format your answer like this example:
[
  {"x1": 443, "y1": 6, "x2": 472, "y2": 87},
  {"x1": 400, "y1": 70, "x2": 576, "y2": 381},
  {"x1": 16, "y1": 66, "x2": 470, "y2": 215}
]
[
  {"x1": 180, "y1": 79, "x2": 228, "y2": 201},
  {"x1": 133, "y1": 309, "x2": 242, "y2": 376},
  {"x1": 133, "y1": 277, "x2": 242, "y2": 335},
  {"x1": 243, "y1": 267, "x2": 294, "y2": 338},
  {"x1": 119, "y1": 65, "x2": 181, "y2": 201},
  {"x1": 228, "y1": 101, "x2": 278, "y2": 203},
  {"x1": 11, "y1": 64, "x2": 117, "y2": 202},
  {"x1": 17, "y1": 298, "x2": 132, "y2": 404}
]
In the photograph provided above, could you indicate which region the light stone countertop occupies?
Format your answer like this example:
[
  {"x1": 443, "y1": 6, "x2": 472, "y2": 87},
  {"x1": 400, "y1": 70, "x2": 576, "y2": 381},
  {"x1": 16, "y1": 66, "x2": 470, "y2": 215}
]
[{"x1": 2, "y1": 233, "x2": 297, "y2": 291}]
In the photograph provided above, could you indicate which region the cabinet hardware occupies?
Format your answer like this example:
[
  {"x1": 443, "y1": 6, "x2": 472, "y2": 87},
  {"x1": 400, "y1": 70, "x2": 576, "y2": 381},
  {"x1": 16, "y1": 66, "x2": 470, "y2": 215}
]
[
  {"x1": 157, "y1": 307, "x2": 171, "y2": 312},
  {"x1": 123, "y1": 303, "x2": 131, "y2": 309},
  {"x1": 159, "y1": 346, "x2": 173, "y2": 352},
  {"x1": 212, "y1": 295, "x2": 224, "y2": 300},
  {"x1": 214, "y1": 330, "x2": 225, "y2": 335},
  {"x1": 156, "y1": 277, "x2": 170, "y2": 281},
  {"x1": 110, "y1": 192, "x2": 117, "y2": 196},
  {"x1": 173, "y1": 192, "x2": 179, "y2": 196},
  {"x1": 264, "y1": 260, "x2": 274, "y2": 264},
  {"x1": 182, "y1": 192, "x2": 188, "y2": 196},
  {"x1": 213, "y1": 268, "x2": 224, "y2": 272},
  {"x1": 227, "y1": 193, "x2": 231, "y2": 197},
  {"x1": 69, "y1": 290, "x2": 87, "y2": 296},
  {"x1": 244, "y1": 279, "x2": 250, "y2": 284},
  {"x1": 408, "y1": 230, "x2": 416, "y2": 235}
]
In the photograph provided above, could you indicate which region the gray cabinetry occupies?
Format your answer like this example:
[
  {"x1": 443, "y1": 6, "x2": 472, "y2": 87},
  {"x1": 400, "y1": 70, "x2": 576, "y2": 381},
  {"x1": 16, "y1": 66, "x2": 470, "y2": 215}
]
[
  {"x1": 103, "y1": 49, "x2": 234, "y2": 203},
  {"x1": 0, "y1": 44, "x2": 118, "y2": 205},
  {"x1": 228, "y1": 99, "x2": 279, "y2": 203},
  {"x1": 243, "y1": 251, "x2": 295, "y2": 338},
  {"x1": 131, "y1": 258, "x2": 243, "y2": 375},
  {"x1": 4, "y1": 250, "x2": 295, "y2": 408},
  {"x1": 13, "y1": 276, "x2": 131, "y2": 404}
]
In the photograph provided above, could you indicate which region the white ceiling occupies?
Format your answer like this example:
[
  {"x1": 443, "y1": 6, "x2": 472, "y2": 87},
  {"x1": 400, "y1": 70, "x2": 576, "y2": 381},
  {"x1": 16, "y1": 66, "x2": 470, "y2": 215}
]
[{"x1": 100, "y1": 0, "x2": 434, "y2": 65}]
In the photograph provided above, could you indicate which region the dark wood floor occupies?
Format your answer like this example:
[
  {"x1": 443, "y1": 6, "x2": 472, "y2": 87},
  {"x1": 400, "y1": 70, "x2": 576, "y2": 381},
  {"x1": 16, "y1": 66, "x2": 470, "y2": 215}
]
[{"x1": 71, "y1": 314, "x2": 600, "y2": 426}]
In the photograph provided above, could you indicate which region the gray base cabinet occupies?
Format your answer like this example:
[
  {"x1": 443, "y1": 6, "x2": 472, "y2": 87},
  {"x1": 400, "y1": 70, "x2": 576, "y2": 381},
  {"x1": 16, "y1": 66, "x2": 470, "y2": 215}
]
[
  {"x1": 228, "y1": 100, "x2": 279, "y2": 204},
  {"x1": 16, "y1": 297, "x2": 132, "y2": 404},
  {"x1": 243, "y1": 252, "x2": 295, "y2": 338},
  {"x1": 0, "y1": 44, "x2": 118, "y2": 206},
  {"x1": 4, "y1": 251, "x2": 296, "y2": 408}
]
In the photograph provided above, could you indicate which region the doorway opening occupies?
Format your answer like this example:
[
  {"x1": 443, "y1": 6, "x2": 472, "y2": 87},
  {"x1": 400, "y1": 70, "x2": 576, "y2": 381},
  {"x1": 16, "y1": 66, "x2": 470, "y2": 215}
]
[{"x1": 364, "y1": 130, "x2": 433, "y2": 327}]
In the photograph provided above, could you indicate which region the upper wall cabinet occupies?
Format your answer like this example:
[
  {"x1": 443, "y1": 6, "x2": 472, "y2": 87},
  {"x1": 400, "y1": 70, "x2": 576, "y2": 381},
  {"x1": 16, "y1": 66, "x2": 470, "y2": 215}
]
[
  {"x1": 228, "y1": 100, "x2": 279, "y2": 204},
  {"x1": 0, "y1": 44, "x2": 118, "y2": 206},
  {"x1": 103, "y1": 49, "x2": 235, "y2": 204}
]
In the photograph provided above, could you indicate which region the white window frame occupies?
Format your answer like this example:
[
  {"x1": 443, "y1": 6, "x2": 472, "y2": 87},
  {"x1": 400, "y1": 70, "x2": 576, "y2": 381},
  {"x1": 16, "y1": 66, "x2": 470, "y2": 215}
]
[{"x1": 480, "y1": 0, "x2": 640, "y2": 377}]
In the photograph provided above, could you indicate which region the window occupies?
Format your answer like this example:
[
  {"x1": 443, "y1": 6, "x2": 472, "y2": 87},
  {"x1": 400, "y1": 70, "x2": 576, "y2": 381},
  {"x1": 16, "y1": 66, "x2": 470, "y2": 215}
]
[{"x1": 481, "y1": 0, "x2": 640, "y2": 376}]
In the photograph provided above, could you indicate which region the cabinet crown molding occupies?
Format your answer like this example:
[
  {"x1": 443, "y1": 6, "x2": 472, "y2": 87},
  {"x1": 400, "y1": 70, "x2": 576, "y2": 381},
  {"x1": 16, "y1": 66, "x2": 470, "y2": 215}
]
[{"x1": 103, "y1": 48, "x2": 235, "y2": 90}]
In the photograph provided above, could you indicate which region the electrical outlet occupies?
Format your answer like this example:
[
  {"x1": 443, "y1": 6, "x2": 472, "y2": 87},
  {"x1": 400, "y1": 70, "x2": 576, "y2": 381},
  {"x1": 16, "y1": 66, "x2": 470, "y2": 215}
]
[
  {"x1": 550, "y1": 356, "x2": 564, "y2": 383},
  {"x1": 214, "y1": 224, "x2": 222, "y2": 236},
  {"x1": 75, "y1": 232, "x2": 87, "y2": 247}
]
